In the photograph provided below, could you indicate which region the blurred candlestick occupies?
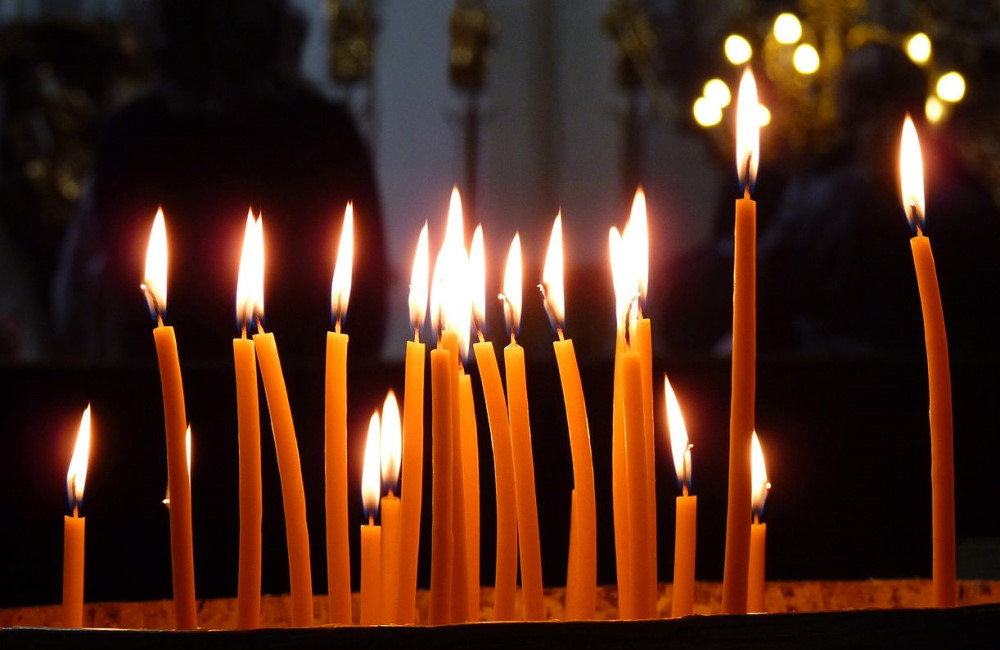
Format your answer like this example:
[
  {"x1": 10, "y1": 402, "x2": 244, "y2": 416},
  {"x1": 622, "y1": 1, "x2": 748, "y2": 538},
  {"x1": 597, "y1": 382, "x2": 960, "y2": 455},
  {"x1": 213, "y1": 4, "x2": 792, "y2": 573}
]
[
  {"x1": 380, "y1": 392, "x2": 402, "y2": 624},
  {"x1": 748, "y1": 433, "x2": 770, "y2": 614}
]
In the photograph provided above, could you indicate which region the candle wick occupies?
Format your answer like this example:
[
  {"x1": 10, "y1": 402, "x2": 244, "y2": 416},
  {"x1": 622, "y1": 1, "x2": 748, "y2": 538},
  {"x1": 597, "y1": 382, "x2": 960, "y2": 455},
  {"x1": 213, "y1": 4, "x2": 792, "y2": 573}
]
[
  {"x1": 682, "y1": 484, "x2": 688, "y2": 498},
  {"x1": 557, "y1": 327, "x2": 565, "y2": 342},
  {"x1": 510, "y1": 333, "x2": 516, "y2": 346},
  {"x1": 73, "y1": 503, "x2": 79, "y2": 518},
  {"x1": 241, "y1": 322, "x2": 248, "y2": 340},
  {"x1": 753, "y1": 512, "x2": 760, "y2": 526},
  {"x1": 255, "y1": 318, "x2": 265, "y2": 334},
  {"x1": 157, "y1": 313, "x2": 164, "y2": 328},
  {"x1": 744, "y1": 186, "x2": 750, "y2": 200},
  {"x1": 477, "y1": 329, "x2": 485, "y2": 344},
  {"x1": 414, "y1": 327, "x2": 420, "y2": 344},
  {"x1": 335, "y1": 317, "x2": 342, "y2": 335},
  {"x1": 368, "y1": 514, "x2": 374, "y2": 526}
]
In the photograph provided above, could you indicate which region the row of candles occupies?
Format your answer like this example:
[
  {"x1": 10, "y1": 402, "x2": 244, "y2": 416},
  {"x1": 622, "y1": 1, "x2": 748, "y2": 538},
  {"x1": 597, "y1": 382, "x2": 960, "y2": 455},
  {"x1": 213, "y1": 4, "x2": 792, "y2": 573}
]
[{"x1": 56, "y1": 68, "x2": 955, "y2": 628}]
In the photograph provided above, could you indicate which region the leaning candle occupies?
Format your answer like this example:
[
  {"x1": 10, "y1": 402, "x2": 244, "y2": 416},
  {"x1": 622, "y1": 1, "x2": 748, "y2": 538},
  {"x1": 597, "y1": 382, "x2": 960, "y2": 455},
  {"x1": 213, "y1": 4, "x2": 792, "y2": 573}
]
[
  {"x1": 899, "y1": 116, "x2": 956, "y2": 608},
  {"x1": 326, "y1": 203, "x2": 354, "y2": 625},
  {"x1": 747, "y1": 432, "x2": 770, "y2": 614},
  {"x1": 665, "y1": 375, "x2": 696, "y2": 619},
  {"x1": 397, "y1": 223, "x2": 428, "y2": 625},
  {"x1": 142, "y1": 208, "x2": 198, "y2": 630},
  {"x1": 501, "y1": 233, "x2": 545, "y2": 621},
  {"x1": 252, "y1": 218, "x2": 313, "y2": 628},
  {"x1": 234, "y1": 211, "x2": 263, "y2": 629},
  {"x1": 63, "y1": 405, "x2": 91, "y2": 628},
  {"x1": 360, "y1": 412, "x2": 383, "y2": 626},
  {"x1": 380, "y1": 392, "x2": 403, "y2": 624},
  {"x1": 540, "y1": 214, "x2": 596, "y2": 620},
  {"x1": 723, "y1": 68, "x2": 759, "y2": 615}
]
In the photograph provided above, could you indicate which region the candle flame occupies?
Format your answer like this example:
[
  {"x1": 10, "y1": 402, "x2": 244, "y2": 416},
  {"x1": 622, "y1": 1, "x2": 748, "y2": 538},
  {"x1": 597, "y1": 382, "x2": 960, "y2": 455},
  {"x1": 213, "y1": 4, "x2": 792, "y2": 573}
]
[
  {"x1": 501, "y1": 232, "x2": 523, "y2": 339},
  {"x1": 470, "y1": 224, "x2": 486, "y2": 334},
  {"x1": 625, "y1": 189, "x2": 649, "y2": 306},
  {"x1": 899, "y1": 115, "x2": 926, "y2": 230},
  {"x1": 409, "y1": 222, "x2": 430, "y2": 336},
  {"x1": 664, "y1": 374, "x2": 692, "y2": 491},
  {"x1": 609, "y1": 226, "x2": 637, "y2": 341},
  {"x1": 381, "y1": 390, "x2": 402, "y2": 492},
  {"x1": 330, "y1": 203, "x2": 354, "y2": 329},
  {"x1": 540, "y1": 213, "x2": 565, "y2": 334},
  {"x1": 66, "y1": 404, "x2": 92, "y2": 511},
  {"x1": 430, "y1": 188, "x2": 472, "y2": 359},
  {"x1": 430, "y1": 248, "x2": 446, "y2": 340},
  {"x1": 751, "y1": 431, "x2": 770, "y2": 518},
  {"x1": 142, "y1": 207, "x2": 168, "y2": 318},
  {"x1": 736, "y1": 68, "x2": 760, "y2": 192},
  {"x1": 362, "y1": 410, "x2": 382, "y2": 517},
  {"x1": 235, "y1": 210, "x2": 264, "y2": 330}
]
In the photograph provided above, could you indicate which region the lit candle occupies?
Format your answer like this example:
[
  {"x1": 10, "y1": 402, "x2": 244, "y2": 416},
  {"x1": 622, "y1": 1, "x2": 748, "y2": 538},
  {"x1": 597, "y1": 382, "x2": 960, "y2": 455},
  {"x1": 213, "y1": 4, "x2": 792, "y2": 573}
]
[
  {"x1": 747, "y1": 432, "x2": 770, "y2": 614},
  {"x1": 234, "y1": 210, "x2": 263, "y2": 629},
  {"x1": 63, "y1": 405, "x2": 91, "y2": 628},
  {"x1": 459, "y1": 371, "x2": 481, "y2": 619},
  {"x1": 360, "y1": 412, "x2": 383, "y2": 626},
  {"x1": 540, "y1": 214, "x2": 596, "y2": 620},
  {"x1": 665, "y1": 375, "x2": 696, "y2": 618},
  {"x1": 252, "y1": 217, "x2": 314, "y2": 627},
  {"x1": 469, "y1": 225, "x2": 518, "y2": 622},
  {"x1": 723, "y1": 68, "x2": 759, "y2": 615},
  {"x1": 142, "y1": 208, "x2": 198, "y2": 630},
  {"x1": 397, "y1": 223, "x2": 428, "y2": 624},
  {"x1": 501, "y1": 233, "x2": 545, "y2": 621},
  {"x1": 899, "y1": 115, "x2": 956, "y2": 608},
  {"x1": 380, "y1": 391, "x2": 402, "y2": 624},
  {"x1": 326, "y1": 203, "x2": 354, "y2": 625}
]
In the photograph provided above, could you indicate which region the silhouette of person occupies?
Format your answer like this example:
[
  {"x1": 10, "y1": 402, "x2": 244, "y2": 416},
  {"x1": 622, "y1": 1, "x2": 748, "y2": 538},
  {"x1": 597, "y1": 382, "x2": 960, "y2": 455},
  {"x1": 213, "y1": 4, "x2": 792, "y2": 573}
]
[{"x1": 53, "y1": 0, "x2": 387, "y2": 363}]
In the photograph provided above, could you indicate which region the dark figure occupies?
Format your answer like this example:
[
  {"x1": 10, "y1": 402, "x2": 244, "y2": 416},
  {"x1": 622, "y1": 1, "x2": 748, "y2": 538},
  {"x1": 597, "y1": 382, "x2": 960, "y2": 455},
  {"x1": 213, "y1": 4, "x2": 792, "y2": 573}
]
[{"x1": 53, "y1": 0, "x2": 387, "y2": 362}]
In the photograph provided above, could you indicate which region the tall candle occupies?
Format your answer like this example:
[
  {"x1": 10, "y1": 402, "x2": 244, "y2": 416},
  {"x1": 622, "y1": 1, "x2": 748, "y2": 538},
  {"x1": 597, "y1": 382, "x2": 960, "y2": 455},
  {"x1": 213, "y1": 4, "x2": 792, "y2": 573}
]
[
  {"x1": 234, "y1": 211, "x2": 263, "y2": 629},
  {"x1": 142, "y1": 208, "x2": 198, "y2": 630},
  {"x1": 723, "y1": 68, "x2": 759, "y2": 615},
  {"x1": 459, "y1": 373, "x2": 481, "y2": 618},
  {"x1": 502, "y1": 234, "x2": 545, "y2": 621},
  {"x1": 899, "y1": 116, "x2": 956, "y2": 608},
  {"x1": 622, "y1": 349, "x2": 654, "y2": 619},
  {"x1": 608, "y1": 227, "x2": 631, "y2": 619},
  {"x1": 665, "y1": 375, "x2": 696, "y2": 619},
  {"x1": 360, "y1": 412, "x2": 383, "y2": 626},
  {"x1": 541, "y1": 214, "x2": 596, "y2": 620},
  {"x1": 397, "y1": 223, "x2": 429, "y2": 624},
  {"x1": 380, "y1": 392, "x2": 403, "y2": 623},
  {"x1": 326, "y1": 204, "x2": 354, "y2": 625},
  {"x1": 63, "y1": 405, "x2": 91, "y2": 628},
  {"x1": 747, "y1": 433, "x2": 770, "y2": 614}
]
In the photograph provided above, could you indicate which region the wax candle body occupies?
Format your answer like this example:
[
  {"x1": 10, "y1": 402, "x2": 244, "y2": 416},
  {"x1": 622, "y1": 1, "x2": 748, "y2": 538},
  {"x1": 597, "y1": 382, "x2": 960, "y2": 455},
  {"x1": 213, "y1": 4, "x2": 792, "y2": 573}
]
[
  {"x1": 253, "y1": 331, "x2": 314, "y2": 627},
  {"x1": 62, "y1": 514, "x2": 85, "y2": 628},
  {"x1": 910, "y1": 233, "x2": 956, "y2": 608},
  {"x1": 361, "y1": 522, "x2": 382, "y2": 625},
  {"x1": 748, "y1": 521, "x2": 766, "y2": 613},
  {"x1": 153, "y1": 325, "x2": 198, "y2": 630},
  {"x1": 622, "y1": 350, "x2": 654, "y2": 619},
  {"x1": 634, "y1": 318, "x2": 657, "y2": 589},
  {"x1": 428, "y1": 346, "x2": 454, "y2": 625},
  {"x1": 233, "y1": 337, "x2": 262, "y2": 629},
  {"x1": 380, "y1": 494, "x2": 401, "y2": 623},
  {"x1": 611, "y1": 338, "x2": 632, "y2": 619},
  {"x1": 472, "y1": 341, "x2": 518, "y2": 622},
  {"x1": 397, "y1": 339, "x2": 426, "y2": 624},
  {"x1": 723, "y1": 194, "x2": 755, "y2": 615},
  {"x1": 553, "y1": 337, "x2": 596, "y2": 620},
  {"x1": 671, "y1": 495, "x2": 697, "y2": 618},
  {"x1": 504, "y1": 341, "x2": 544, "y2": 621},
  {"x1": 442, "y1": 333, "x2": 470, "y2": 624},
  {"x1": 459, "y1": 374, "x2": 481, "y2": 618},
  {"x1": 325, "y1": 331, "x2": 352, "y2": 624}
]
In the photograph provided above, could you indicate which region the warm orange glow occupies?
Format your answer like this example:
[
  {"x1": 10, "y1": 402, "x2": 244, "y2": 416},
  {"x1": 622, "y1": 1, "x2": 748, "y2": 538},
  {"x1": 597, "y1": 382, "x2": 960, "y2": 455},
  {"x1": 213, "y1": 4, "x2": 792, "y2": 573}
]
[
  {"x1": 664, "y1": 374, "x2": 691, "y2": 491},
  {"x1": 381, "y1": 391, "x2": 402, "y2": 492},
  {"x1": 625, "y1": 189, "x2": 649, "y2": 305},
  {"x1": 409, "y1": 222, "x2": 430, "y2": 336},
  {"x1": 163, "y1": 424, "x2": 192, "y2": 507},
  {"x1": 470, "y1": 224, "x2": 486, "y2": 333},
  {"x1": 751, "y1": 432, "x2": 770, "y2": 517},
  {"x1": 330, "y1": 203, "x2": 354, "y2": 328},
  {"x1": 501, "y1": 233, "x2": 523, "y2": 338},
  {"x1": 608, "y1": 226, "x2": 633, "y2": 339},
  {"x1": 430, "y1": 248, "x2": 446, "y2": 338},
  {"x1": 541, "y1": 213, "x2": 565, "y2": 333},
  {"x1": 362, "y1": 411, "x2": 382, "y2": 517},
  {"x1": 899, "y1": 115, "x2": 926, "y2": 230},
  {"x1": 431, "y1": 188, "x2": 473, "y2": 357},
  {"x1": 736, "y1": 68, "x2": 760, "y2": 191},
  {"x1": 66, "y1": 404, "x2": 92, "y2": 509},
  {"x1": 142, "y1": 207, "x2": 168, "y2": 317},
  {"x1": 235, "y1": 210, "x2": 264, "y2": 329}
]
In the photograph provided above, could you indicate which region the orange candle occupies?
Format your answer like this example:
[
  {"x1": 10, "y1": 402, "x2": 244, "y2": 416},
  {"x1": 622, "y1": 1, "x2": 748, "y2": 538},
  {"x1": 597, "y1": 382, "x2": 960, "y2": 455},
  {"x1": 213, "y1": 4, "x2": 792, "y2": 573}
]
[
  {"x1": 397, "y1": 223, "x2": 429, "y2": 625},
  {"x1": 459, "y1": 373, "x2": 481, "y2": 618},
  {"x1": 747, "y1": 433, "x2": 770, "y2": 613},
  {"x1": 234, "y1": 211, "x2": 263, "y2": 629},
  {"x1": 723, "y1": 68, "x2": 759, "y2": 615},
  {"x1": 622, "y1": 349, "x2": 654, "y2": 619},
  {"x1": 541, "y1": 214, "x2": 596, "y2": 620},
  {"x1": 63, "y1": 405, "x2": 91, "y2": 628},
  {"x1": 360, "y1": 412, "x2": 383, "y2": 626},
  {"x1": 608, "y1": 227, "x2": 631, "y2": 619},
  {"x1": 899, "y1": 116, "x2": 956, "y2": 608},
  {"x1": 665, "y1": 375, "x2": 696, "y2": 618},
  {"x1": 380, "y1": 392, "x2": 403, "y2": 623},
  {"x1": 142, "y1": 208, "x2": 198, "y2": 630},
  {"x1": 326, "y1": 204, "x2": 354, "y2": 625}
]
